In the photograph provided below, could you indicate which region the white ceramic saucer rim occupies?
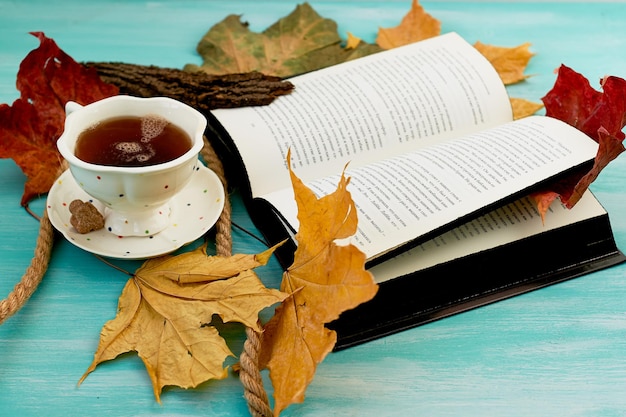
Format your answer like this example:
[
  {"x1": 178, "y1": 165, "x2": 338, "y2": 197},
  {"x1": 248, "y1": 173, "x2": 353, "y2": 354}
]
[{"x1": 46, "y1": 163, "x2": 225, "y2": 260}]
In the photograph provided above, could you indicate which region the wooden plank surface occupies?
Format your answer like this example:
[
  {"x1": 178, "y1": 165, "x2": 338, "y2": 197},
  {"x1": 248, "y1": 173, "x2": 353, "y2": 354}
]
[{"x1": 1, "y1": 1, "x2": 626, "y2": 416}]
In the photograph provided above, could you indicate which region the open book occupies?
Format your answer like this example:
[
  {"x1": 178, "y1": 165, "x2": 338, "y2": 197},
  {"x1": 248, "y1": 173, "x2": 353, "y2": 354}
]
[{"x1": 207, "y1": 32, "x2": 625, "y2": 348}]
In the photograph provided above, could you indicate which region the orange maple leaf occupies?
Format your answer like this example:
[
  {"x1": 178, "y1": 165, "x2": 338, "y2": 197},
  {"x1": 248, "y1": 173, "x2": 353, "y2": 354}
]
[
  {"x1": 474, "y1": 41, "x2": 534, "y2": 85},
  {"x1": 259, "y1": 153, "x2": 378, "y2": 416},
  {"x1": 376, "y1": 0, "x2": 441, "y2": 49}
]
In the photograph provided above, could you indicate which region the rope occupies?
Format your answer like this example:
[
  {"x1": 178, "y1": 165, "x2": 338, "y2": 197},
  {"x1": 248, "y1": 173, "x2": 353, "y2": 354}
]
[
  {"x1": 201, "y1": 137, "x2": 233, "y2": 258},
  {"x1": 240, "y1": 325, "x2": 273, "y2": 417},
  {"x1": 201, "y1": 137, "x2": 272, "y2": 417},
  {"x1": 0, "y1": 205, "x2": 55, "y2": 325}
]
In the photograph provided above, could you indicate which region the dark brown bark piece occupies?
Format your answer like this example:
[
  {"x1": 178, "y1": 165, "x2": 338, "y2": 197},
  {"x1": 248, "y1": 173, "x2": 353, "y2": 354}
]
[{"x1": 85, "y1": 62, "x2": 294, "y2": 110}]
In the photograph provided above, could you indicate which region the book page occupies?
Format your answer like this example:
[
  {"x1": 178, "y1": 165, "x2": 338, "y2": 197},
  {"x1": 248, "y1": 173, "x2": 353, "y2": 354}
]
[
  {"x1": 211, "y1": 32, "x2": 512, "y2": 197},
  {"x1": 369, "y1": 191, "x2": 607, "y2": 283},
  {"x1": 261, "y1": 116, "x2": 599, "y2": 259}
]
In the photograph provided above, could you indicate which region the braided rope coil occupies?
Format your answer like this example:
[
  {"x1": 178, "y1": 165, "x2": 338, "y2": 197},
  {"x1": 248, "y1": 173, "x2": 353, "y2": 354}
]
[
  {"x1": 201, "y1": 138, "x2": 272, "y2": 417},
  {"x1": 0, "y1": 208, "x2": 54, "y2": 325}
]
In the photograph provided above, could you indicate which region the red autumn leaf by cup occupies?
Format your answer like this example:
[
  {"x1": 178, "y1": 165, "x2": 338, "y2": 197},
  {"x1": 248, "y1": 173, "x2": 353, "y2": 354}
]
[
  {"x1": 533, "y1": 65, "x2": 626, "y2": 213},
  {"x1": 0, "y1": 32, "x2": 118, "y2": 206}
]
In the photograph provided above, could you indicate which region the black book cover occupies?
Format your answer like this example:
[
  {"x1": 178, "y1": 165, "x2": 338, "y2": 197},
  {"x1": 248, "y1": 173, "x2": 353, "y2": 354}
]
[{"x1": 328, "y1": 213, "x2": 625, "y2": 350}]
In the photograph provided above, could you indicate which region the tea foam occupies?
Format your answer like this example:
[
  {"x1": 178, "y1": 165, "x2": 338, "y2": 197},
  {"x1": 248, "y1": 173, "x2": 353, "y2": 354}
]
[
  {"x1": 114, "y1": 141, "x2": 155, "y2": 163},
  {"x1": 141, "y1": 115, "x2": 167, "y2": 142}
]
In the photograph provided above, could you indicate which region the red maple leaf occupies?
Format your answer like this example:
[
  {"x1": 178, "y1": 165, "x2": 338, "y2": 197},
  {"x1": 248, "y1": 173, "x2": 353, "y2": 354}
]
[
  {"x1": 533, "y1": 65, "x2": 626, "y2": 213},
  {"x1": 0, "y1": 32, "x2": 118, "y2": 206},
  {"x1": 543, "y1": 65, "x2": 626, "y2": 141}
]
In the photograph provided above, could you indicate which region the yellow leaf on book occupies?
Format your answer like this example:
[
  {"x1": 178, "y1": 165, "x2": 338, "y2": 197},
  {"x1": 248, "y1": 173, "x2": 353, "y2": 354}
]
[{"x1": 260, "y1": 152, "x2": 378, "y2": 416}]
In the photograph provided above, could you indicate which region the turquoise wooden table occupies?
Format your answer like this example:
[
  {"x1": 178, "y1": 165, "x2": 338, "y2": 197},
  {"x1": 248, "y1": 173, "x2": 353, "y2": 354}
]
[{"x1": 2, "y1": 1, "x2": 626, "y2": 416}]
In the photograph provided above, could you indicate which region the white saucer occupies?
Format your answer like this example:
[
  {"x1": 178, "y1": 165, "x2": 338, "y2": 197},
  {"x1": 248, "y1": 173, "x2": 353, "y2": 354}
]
[{"x1": 47, "y1": 163, "x2": 225, "y2": 259}]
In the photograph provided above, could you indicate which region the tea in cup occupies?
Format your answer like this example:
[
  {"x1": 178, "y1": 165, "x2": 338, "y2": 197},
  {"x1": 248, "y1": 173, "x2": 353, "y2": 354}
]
[{"x1": 57, "y1": 95, "x2": 207, "y2": 237}]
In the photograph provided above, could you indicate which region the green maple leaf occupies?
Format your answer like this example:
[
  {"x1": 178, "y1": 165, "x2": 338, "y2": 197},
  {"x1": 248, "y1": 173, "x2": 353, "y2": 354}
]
[{"x1": 184, "y1": 3, "x2": 381, "y2": 78}]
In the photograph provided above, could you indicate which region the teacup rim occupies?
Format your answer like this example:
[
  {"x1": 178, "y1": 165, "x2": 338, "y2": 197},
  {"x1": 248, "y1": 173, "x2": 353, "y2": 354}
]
[
  {"x1": 57, "y1": 95, "x2": 207, "y2": 173},
  {"x1": 63, "y1": 146, "x2": 203, "y2": 173}
]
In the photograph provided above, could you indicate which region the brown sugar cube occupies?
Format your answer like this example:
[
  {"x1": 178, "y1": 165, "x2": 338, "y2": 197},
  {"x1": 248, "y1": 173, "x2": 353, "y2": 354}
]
[{"x1": 69, "y1": 200, "x2": 105, "y2": 234}]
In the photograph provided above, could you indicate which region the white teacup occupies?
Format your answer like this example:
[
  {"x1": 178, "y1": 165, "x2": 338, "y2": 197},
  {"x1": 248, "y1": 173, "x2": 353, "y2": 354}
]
[{"x1": 57, "y1": 95, "x2": 207, "y2": 237}]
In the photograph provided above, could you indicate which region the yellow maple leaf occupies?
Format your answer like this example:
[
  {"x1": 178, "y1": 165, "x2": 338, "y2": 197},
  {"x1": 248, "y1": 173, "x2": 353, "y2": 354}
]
[
  {"x1": 137, "y1": 243, "x2": 281, "y2": 284},
  {"x1": 376, "y1": 0, "x2": 441, "y2": 49},
  {"x1": 510, "y1": 97, "x2": 544, "y2": 120},
  {"x1": 78, "y1": 244, "x2": 287, "y2": 403},
  {"x1": 345, "y1": 32, "x2": 361, "y2": 50},
  {"x1": 260, "y1": 153, "x2": 379, "y2": 416},
  {"x1": 474, "y1": 41, "x2": 534, "y2": 85}
]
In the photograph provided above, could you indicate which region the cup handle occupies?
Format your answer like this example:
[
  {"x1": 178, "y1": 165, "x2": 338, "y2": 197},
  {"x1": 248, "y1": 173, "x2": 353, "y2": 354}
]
[{"x1": 65, "y1": 101, "x2": 83, "y2": 115}]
